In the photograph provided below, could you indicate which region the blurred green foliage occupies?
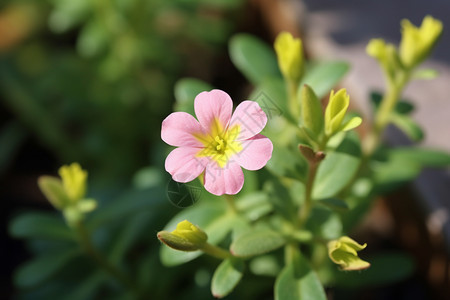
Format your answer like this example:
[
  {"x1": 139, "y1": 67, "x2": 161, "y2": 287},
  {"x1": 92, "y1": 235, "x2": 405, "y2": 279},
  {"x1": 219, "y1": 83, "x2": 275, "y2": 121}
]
[{"x1": 0, "y1": 0, "x2": 242, "y2": 180}]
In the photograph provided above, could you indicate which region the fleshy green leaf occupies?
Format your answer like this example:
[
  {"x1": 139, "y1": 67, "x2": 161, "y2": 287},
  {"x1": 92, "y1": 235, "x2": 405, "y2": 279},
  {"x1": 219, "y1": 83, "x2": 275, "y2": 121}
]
[
  {"x1": 313, "y1": 133, "x2": 361, "y2": 199},
  {"x1": 174, "y1": 78, "x2": 213, "y2": 116},
  {"x1": 389, "y1": 147, "x2": 450, "y2": 167},
  {"x1": 87, "y1": 187, "x2": 166, "y2": 229},
  {"x1": 211, "y1": 258, "x2": 245, "y2": 298},
  {"x1": 333, "y1": 252, "x2": 414, "y2": 288},
  {"x1": 413, "y1": 68, "x2": 439, "y2": 79},
  {"x1": 372, "y1": 155, "x2": 421, "y2": 194},
  {"x1": 14, "y1": 249, "x2": 80, "y2": 288},
  {"x1": 317, "y1": 198, "x2": 349, "y2": 212},
  {"x1": 250, "y1": 255, "x2": 282, "y2": 277},
  {"x1": 390, "y1": 113, "x2": 424, "y2": 142},
  {"x1": 230, "y1": 229, "x2": 286, "y2": 257},
  {"x1": 300, "y1": 61, "x2": 350, "y2": 99},
  {"x1": 229, "y1": 34, "x2": 281, "y2": 85},
  {"x1": 236, "y1": 192, "x2": 273, "y2": 221},
  {"x1": 266, "y1": 143, "x2": 308, "y2": 182},
  {"x1": 275, "y1": 254, "x2": 327, "y2": 300},
  {"x1": 300, "y1": 84, "x2": 324, "y2": 138},
  {"x1": 370, "y1": 92, "x2": 415, "y2": 115},
  {"x1": 339, "y1": 116, "x2": 362, "y2": 132},
  {"x1": 9, "y1": 212, "x2": 74, "y2": 241}
]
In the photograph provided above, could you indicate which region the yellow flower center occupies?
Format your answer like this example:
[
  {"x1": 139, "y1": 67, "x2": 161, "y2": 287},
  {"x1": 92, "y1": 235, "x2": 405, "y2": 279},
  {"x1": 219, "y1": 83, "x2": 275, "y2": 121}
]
[{"x1": 194, "y1": 119, "x2": 243, "y2": 168}]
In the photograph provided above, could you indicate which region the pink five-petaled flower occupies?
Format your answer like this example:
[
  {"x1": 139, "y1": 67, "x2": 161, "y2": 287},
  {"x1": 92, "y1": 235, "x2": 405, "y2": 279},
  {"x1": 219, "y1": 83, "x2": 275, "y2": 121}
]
[{"x1": 161, "y1": 89, "x2": 273, "y2": 196}]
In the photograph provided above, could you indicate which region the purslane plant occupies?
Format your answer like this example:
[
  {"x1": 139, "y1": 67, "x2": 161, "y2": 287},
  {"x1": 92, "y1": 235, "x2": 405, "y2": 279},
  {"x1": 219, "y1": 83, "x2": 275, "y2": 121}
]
[
  {"x1": 11, "y1": 15, "x2": 449, "y2": 300},
  {"x1": 155, "y1": 15, "x2": 445, "y2": 299}
]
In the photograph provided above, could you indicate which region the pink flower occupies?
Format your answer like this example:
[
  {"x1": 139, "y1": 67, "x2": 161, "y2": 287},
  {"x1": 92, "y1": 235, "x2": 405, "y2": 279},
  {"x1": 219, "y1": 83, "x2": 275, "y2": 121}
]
[{"x1": 161, "y1": 89, "x2": 273, "y2": 196}]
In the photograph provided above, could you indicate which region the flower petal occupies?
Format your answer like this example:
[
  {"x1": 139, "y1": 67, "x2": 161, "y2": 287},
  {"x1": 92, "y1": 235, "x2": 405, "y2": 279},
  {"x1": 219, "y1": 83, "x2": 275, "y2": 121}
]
[
  {"x1": 165, "y1": 147, "x2": 208, "y2": 183},
  {"x1": 229, "y1": 101, "x2": 268, "y2": 140},
  {"x1": 194, "y1": 90, "x2": 233, "y2": 134},
  {"x1": 203, "y1": 160, "x2": 244, "y2": 195},
  {"x1": 234, "y1": 134, "x2": 273, "y2": 170},
  {"x1": 161, "y1": 112, "x2": 205, "y2": 147}
]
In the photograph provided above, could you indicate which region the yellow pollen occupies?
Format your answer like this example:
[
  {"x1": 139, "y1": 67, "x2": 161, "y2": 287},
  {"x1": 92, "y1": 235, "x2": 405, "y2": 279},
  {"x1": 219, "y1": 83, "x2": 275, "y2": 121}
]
[{"x1": 215, "y1": 136, "x2": 225, "y2": 151}]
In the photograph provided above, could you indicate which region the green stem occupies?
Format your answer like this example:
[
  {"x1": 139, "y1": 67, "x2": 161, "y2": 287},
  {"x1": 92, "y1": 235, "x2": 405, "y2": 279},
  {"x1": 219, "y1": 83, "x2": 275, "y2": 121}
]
[
  {"x1": 284, "y1": 242, "x2": 300, "y2": 266},
  {"x1": 288, "y1": 80, "x2": 300, "y2": 120},
  {"x1": 298, "y1": 159, "x2": 320, "y2": 227},
  {"x1": 74, "y1": 222, "x2": 137, "y2": 294},
  {"x1": 224, "y1": 194, "x2": 238, "y2": 214},
  {"x1": 364, "y1": 71, "x2": 410, "y2": 156},
  {"x1": 201, "y1": 243, "x2": 232, "y2": 259}
]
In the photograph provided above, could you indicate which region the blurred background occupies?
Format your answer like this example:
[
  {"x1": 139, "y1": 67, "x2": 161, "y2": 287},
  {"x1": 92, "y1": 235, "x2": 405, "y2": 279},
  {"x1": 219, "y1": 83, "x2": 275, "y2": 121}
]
[{"x1": 2, "y1": 0, "x2": 449, "y2": 299}]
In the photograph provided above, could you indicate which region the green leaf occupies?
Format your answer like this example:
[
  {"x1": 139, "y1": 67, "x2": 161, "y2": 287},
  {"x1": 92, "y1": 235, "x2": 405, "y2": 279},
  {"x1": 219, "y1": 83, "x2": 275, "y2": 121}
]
[
  {"x1": 250, "y1": 255, "x2": 282, "y2": 277},
  {"x1": 266, "y1": 143, "x2": 308, "y2": 182},
  {"x1": 300, "y1": 61, "x2": 350, "y2": 99},
  {"x1": 174, "y1": 78, "x2": 213, "y2": 116},
  {"x1": 264, "y1": 176, "x2": 298, "y2": 223},
  {"x1": 317, "y1": 198, "x2": 349, "y2": 212},
  {"x1": 59, "y1": 271, "x2": 106, "y2": 300},
  {"x1": 251, "y1": 78, "x2": 287, "y2": 121},
  {"x1": 14, "y1": 249, "x2": 80, "y2": 288},
  {"x1": 0, "y1": 121, "x2": 27, "y2": 176},
  {"x1": 372, "y1": 154, "x2": 422, "y2": 194},
  {"x1": 275, "y1": 255, "x2": 327, "y2": 300},
  {"x1": 300, "y1": 84, "x2": 324, "y2": 138},
  {"x1": 160, "y1": 202, "x2": 235, "y2": 266},
  {"x1": 230, "y1": 229, "x2": 286, "y2": 257},
  {"x1": 236, "y1": 192, "x2": 273, "y2": 221},
  {"x1": 9, "y1": 212, "x2": 74, "y2": 241},
  {"x1": 389, "y1": 147, "x2": 450, "y2": 167},
  {"x1": 229, "y1": 34, "x2": 281, "y2": 85},
  {"x1": 413, "y1": 68, "x2": 439, "y2": 80},
  {"x1": 390, "y1": 113, "x2": 424, "y2": 142},
  {"x1": 313, "y1": 133, "x2": 361, "y2": 199},
  {"x1": 333, "y1": 252, "x2": 414, "y2": 288},
  {"x1": 370, "y1": 92, "x2": 415, "y2": 115},
  {"x1": 87, "y1": 187, "x2": 166, "y2": 229},
  {"x1": 211, "y1": 258, "x2": 245, "y2": 298}
]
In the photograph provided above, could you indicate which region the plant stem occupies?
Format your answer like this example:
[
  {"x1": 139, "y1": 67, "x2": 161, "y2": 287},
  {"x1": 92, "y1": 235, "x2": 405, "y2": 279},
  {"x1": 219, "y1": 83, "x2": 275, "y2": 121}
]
[
  {"x1": 288, "y1": 80, "x2": 300, "y2": 120},
  {"x1": 284, "y1": 242, "x2": 300, "y2": 266},
  {"x1": 201, "y1": 243, "x2": 232, "y2": 259},
  {"x1": 74, "y1": 222, "x2": 137, "y2": 294},
  {"x1": 298, "y1": 159, "x2": 320, "y2": 227},
  {"x1": 363, "y1": 71, "x2": 409, "y2": 156},
  {"x1": 224, "y1": 194, "x2": 238, "y2": 214}
]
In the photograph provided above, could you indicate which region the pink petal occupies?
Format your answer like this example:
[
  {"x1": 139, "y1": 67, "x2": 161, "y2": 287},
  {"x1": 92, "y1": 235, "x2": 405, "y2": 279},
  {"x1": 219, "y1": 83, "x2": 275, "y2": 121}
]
[
  {"x1": 194, "y1": 90, "x2": 233, "y2": 134},
  {"x1": 229, "y1": 101, "x2": 268, "y2": 140},
  {"x1": 165, "y1": 147, "x2": 209, "y2": 183},
  {"x1": 203, "y1": 160, "x2": 244, "y2": 195},
  {"x1": 161, "y1": 112, "x2": 204, "y2": 147},
  {"x1": 234, "y1": 134, "x2": 273, "y2": 170}
]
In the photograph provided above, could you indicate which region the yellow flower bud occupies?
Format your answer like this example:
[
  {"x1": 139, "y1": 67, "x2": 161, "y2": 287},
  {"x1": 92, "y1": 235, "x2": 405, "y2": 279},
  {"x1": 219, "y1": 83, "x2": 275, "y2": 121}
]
[
  {"x1": 158, "y1": 220, "x2": 208, "y2": 251},
  {"x1": 328, "y1": 236, "x2": 370, "y2": 271},
  {"x1": 58, "y1": 163, "x2": 87, "y2": 202},
  {"x1": 399, "y1": 15, "x2": 442, "y2": 68},
  {"x1": 274, "y1": 31, "x2": 304, "y2": 83},
  {"x1": 324, "y1": 89, "x2": 362, "y2": 137},
  {"x1": 366, "y1": 39, "x2": 401, "y2": 81}
]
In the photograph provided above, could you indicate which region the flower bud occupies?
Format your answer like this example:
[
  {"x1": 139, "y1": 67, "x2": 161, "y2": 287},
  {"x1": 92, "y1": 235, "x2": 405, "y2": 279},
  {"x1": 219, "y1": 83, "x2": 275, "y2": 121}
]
[
  {"x1": 274, "y1": 32, "x2": 304, "y2": 83},
  {"x1": 328, "y1": 236, "x2": 370, "y2": 271},
  {"x1": 366, "y1": 39, "x2": 400, "y2": 80},
  {"x1": 324, "y1": 89, "x2": 362, "y2": 137},
  {"x1": 58, "y1": 163, "x2": 87, "y2": 202},
  {"x1": 399, "y1": 15, "x2": 442, "y2": 69},
  {"x1": 158, "y1": 220, "x2": 208, "y2": 252}
]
